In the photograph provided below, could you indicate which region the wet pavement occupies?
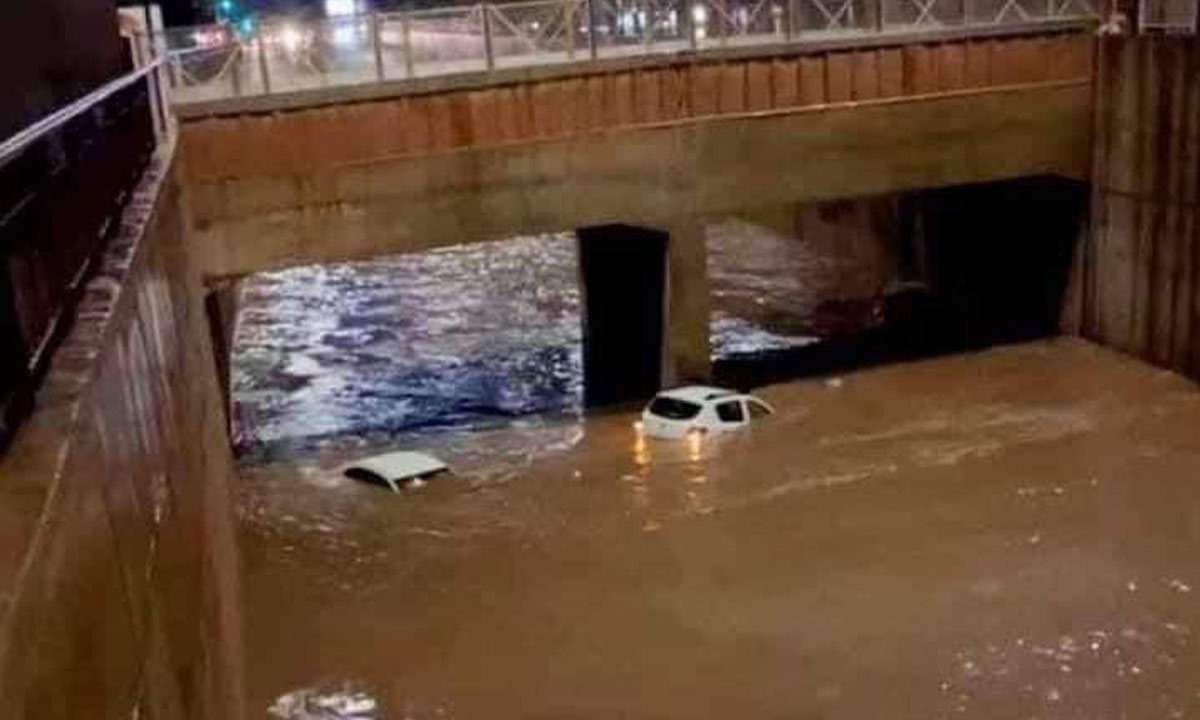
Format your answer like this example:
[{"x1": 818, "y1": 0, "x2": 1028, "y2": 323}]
[{"x1": 241, "y1": 339, "x2": 1200, "y2": 719}]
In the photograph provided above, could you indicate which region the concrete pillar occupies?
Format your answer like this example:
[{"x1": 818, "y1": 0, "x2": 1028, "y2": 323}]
[
  {"x1": 577, "y1": 225, "x2": 668, "y2": 407},
  {"x1": 664, "y1": 218, "x2": 712, "y2": 386},
  {"x1": 203, "y1": 278, "x2": 242, "y2": 440}
]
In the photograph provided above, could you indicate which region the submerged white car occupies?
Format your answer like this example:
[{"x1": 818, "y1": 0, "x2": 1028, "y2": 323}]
[
  {"x1": 638, "y1": 386, "x2": 775, "y2": 439},
  {"x1": 343, "y1": 451, "x2": 450, "y2": 492}
]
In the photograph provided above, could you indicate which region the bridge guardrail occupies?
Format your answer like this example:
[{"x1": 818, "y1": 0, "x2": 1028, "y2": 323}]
[
  {"x1": 0, "y1": 59, "x2": 168, "y2": 451},
  {"x1": 159, "y1": 0, "x2": 1098, "y2": 105}
]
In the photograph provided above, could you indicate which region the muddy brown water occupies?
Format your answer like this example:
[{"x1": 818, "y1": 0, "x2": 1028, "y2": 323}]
[{"x1": 241, "y1": 339, "x2": 1200, "y2": 719}]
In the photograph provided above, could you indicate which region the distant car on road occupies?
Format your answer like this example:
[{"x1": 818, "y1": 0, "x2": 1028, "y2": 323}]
[
  {"x1": 638, "y1": 386, "x2": 775, "y2": 440},
  {"x1": 343, "y1": 451, "x2": 450, "y2": 492}
]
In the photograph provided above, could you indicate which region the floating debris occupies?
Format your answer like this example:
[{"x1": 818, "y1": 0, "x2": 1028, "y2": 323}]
[{"x1": 269, "y1": 683, "x2": 379, "y2": 719}]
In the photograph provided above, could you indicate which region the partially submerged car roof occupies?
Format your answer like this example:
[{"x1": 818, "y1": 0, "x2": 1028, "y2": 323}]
[
  {"x1": 656, "y1": 385, "x2": 739, "y2": 404},
  {"x1": 344, "y1": 451, "x2": 448, "y2": 485}
]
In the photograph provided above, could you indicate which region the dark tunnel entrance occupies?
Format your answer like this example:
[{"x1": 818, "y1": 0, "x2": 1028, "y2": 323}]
[{"x1": 712, "y1": 176, "x2": 1089, "y2": 388}]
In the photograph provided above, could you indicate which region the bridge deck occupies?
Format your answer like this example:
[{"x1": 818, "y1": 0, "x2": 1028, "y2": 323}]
[{"x1": 166, "y1": 1, "x2": 1098, "y2": 118}]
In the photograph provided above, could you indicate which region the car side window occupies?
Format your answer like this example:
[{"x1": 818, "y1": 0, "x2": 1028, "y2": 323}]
[
  {"x1": 748, "y1": 401, "x2": 772, "y2": 419},
  {"x1": 715, "y1": 400, "x2": 745, "y2": 423}
]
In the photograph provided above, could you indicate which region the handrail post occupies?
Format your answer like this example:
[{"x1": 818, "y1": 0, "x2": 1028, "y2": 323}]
[
  {"x1": 876, "y1": 0, "x2": 885, "y2": 30},
  {"x1": 257, "y1": 28, "x2": 272, "y2": 94},
  {"x1": 566, "y1": 0, "x2": 578, "y2": 60},
  {"x1": 587, "y1": 0, "x2": 600, "y2": 58},
  {"x1": 156, "y1": 63, "x2": 171, "y2": 135},
  {"x1": 372, "y1": 12, "x2": 386, "y2": 81},
  {"x1": 146, "y1": 63, "x2": 165, "y2": 140},
  {"x1": 230, "y1": 46, "x2": 243, "y2": 97},
  {"x1": 716, "y1": 0, "x2": 728, "y2": 44},
  {"x1": 402, "y1": 13, "x2": 416, "y2": 77},
  {"x1": 689, "y1": 0, "x2": 701, "y2": 47},
  {"x1": 482, "y1": 4, "x2": 496, "y2": 71},
  {"x1": 785, "y1": 0, "x2": 797, "y2": 38},
  {"x1": 641, "y1": 0, "x2": 653, "y2": 46},
  {"x1": 141, "y1": 30, "x2": 168, "y2": 138}
]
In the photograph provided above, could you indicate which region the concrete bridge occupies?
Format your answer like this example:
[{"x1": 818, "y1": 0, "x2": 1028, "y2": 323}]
[
  {"x1": 175, "y1": 23, "x2": 1095, "y2": 399},
  {"x1": 178, "y1": 25, "x2": 1094, "y2": 277}
]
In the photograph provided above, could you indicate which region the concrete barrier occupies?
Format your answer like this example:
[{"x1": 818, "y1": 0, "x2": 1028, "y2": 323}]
[{"x1": 0, "y1": 140, "x2": 244, "y2": 719}]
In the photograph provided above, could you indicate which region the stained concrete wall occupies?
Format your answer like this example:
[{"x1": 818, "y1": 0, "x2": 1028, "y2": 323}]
[
  {"x1": 1072, "y1": 36, "x2": 1200, "y2": 379},
  {"x1": 177, "y1": 30, "x2": 1095, "y2": 279},
  {"x1": 0, "y1": 141, "x2": 244, "y2": 719}
]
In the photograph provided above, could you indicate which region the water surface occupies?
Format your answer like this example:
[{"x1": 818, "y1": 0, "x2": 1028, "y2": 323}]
[
  {"x1": 241, "y1": 340, "x2": 1200, "y2": 719},
  {"x1": 231, "y1": 221, "x2": 874, "y2": 459}
]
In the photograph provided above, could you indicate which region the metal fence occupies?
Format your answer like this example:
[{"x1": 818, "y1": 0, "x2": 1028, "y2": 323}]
[
  {"x1": 0, "y1": 61, "x2": 167, "y2": 450},
  {"x1": 161, "y1": 0, "x2": 1099, "y2": 104},
  {"x1": 1139, "y1": 0, "x2": 1198, "y2": 31}
]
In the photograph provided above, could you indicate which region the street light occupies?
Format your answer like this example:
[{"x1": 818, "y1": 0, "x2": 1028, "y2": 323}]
[
  {"x1": 279, "y1": 25, "x2": 305, "y2": 52},
  {"x1": 215, "y1": 0, "x2": 235, "y2": 23}
]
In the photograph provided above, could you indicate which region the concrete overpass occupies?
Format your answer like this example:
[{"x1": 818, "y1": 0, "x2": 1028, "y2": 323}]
[
  {"x1": 178, "y1": 26, "x2": 1094, "y2": 278},
  {"x1": 175, "y1": 24, "x2": 1095, "y2": 395}
]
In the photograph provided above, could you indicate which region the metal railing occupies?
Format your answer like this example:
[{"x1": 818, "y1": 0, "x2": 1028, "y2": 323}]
[
  {"x1": 0, "y1": 58, "x2": 169, "y2": 450},
  {"x1": 161, "y1": 0, "x2": 1098, "y2": 104},
  {"x1": 1139, "y1": 0, "x2": 1198, "y2": 31}
]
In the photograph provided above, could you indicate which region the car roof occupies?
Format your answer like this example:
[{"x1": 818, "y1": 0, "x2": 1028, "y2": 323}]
[
  {"x1": 656, "y1": 385, "x2": 740, "y2": 403},
  {"x1": 344, "y1": 451, "x2": 448, "y2": 481}
]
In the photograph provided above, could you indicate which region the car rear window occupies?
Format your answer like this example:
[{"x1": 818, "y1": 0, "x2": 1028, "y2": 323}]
[{"x1": 649, "y1": 397, "x2": 702, "y2": 420}]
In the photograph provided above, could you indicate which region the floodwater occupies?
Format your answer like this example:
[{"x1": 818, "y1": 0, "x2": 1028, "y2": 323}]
[
  {"x1": 230, "y1": 218, "x2": 883, "y2": 460},
  {"x1": 241, "y1": 339, "x2": 1200, "y2": 719},
  {"x1": 230, "y1": 234, "x2": 584, "y2": 461}
]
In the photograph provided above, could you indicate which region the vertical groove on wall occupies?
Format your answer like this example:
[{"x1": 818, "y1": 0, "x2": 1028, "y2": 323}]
[
  {"x1": 1175, "y1": 47, "x2": 1198, "y2": 371},
  {"x1": 1192, "y1": 43, "x2": 1200, "y2": 376},
  {"x1": 1130, "y1": 41, "x2": 1149, "y2": 355},
  {"x1": 1088, "y1": 37, "x2": 1200, "y2": 380}
]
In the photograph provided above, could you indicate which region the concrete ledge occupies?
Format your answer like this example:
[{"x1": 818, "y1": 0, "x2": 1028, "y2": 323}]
[{"x1": 185, "y1": 81, "x2": 1092, "y2": 278}]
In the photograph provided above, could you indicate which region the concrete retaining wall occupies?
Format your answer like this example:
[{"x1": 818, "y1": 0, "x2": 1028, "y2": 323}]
[
  {"x1": 1074, "y1": 36, "x2": 1200, "y2": 380},
  {"x1": 0, "y1": 141, "x2": 244, "y2": 719}
]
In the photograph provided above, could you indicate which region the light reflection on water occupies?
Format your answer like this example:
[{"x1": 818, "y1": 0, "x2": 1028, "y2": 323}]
[
  {"x1": 232, "y1": 223, "x2": 842, "y2": 461},
  {"x1": 241, "y1": 340, "x2": 1200, "y2": 719},
  {"x1": 268, "y1": 682, "x2": 381, "y2": 720},
  {"x1": 232, "y1": 234, "x2": 585, "y2": 460}
]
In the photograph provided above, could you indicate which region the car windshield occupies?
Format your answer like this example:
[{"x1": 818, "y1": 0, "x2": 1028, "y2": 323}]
[{"x1": 648, "y1": 397, "x2": 702, "y2": 420}]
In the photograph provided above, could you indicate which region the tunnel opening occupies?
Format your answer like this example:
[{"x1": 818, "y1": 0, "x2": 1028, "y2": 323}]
[{"x1": 710, "y1": 176, "x2": 1088, "y2": 389}]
